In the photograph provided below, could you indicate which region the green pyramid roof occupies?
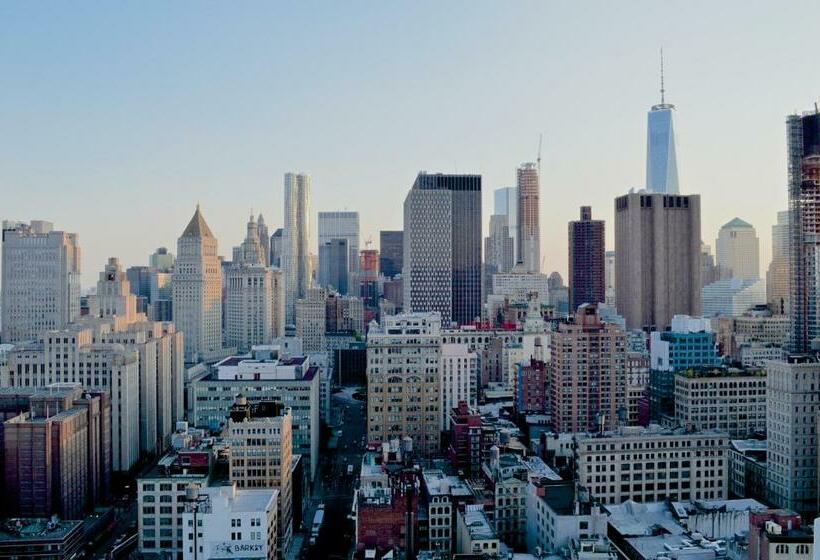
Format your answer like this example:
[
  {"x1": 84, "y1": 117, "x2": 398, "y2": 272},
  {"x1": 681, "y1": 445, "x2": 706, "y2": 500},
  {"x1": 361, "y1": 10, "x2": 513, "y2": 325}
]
[{"x1": 181, "y1": 205, "x2": 215, "y2": 238}]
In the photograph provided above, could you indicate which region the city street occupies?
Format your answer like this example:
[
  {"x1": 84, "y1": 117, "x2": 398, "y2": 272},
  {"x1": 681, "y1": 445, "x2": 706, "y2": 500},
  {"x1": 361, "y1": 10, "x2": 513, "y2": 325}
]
[{"x1": 304, "y1": 387, "x2": 366, "y2": 560}]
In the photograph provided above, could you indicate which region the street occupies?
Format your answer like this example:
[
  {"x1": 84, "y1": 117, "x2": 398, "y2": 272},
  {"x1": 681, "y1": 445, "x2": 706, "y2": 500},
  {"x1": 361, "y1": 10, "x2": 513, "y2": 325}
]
[{"x1": 304, "y1": 387, "x2": 366, "y2": 560}]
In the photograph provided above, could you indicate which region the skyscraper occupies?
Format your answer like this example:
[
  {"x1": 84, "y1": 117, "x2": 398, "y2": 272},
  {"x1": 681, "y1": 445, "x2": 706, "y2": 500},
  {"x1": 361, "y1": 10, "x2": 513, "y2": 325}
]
[
  {"x1": 172, "y1": 205, "x2": 223, "y2": 362},
  {"x1": 646, "y1": 54, "x2": 679, "y2": 194},
  {"x1": 318, "y1": 238, "x2": 349, "y2": 294},
  {"x1": 494, "y1": 186, "x2": 518, "y2": 258},
  {"x1": 484, "y1": 215, "x2": 514, "y2": 277},
  {"x1": 615, "y1": 192, "x2": 701, "y2": 331},
  {"x1": 403, "y1": 172, "x2": 481, "y2": 325},
  {"x1": 318, "y1": 211, "x2": 360, "y2": 282},
  {"x1": 1, "y1": 220, "x2": 80, "y2": 343},
  {"x1": 237, "y1": 213, "x2": 266, "y2": 265},
  {"x1": 282, "y1": 173, "x2": 311, "y2": 325},
  {"x1": 568, "y1": 206, "x2": 605, "y2": 310},
  {"x1": 716, "y1": 217, "x2": 760, "y2": 280},
  {"x1": 270, "y1": 228, "x2": 283, "y2": 268},
  {"x1": 379, "y1": 230, "x2": 403, "y2": 279},
  {"x1": 766, "y1": 210, "x2": 790, "y2": 315},
  {"x1": 257, "y1": 213, "x2": 270, "y2": 266},
  {"x1": 516, "y1": 163, "x2": 540, "y2": 272},
  {"x1": 787, "y1": 110, "x2": 820, "y2": 353}
]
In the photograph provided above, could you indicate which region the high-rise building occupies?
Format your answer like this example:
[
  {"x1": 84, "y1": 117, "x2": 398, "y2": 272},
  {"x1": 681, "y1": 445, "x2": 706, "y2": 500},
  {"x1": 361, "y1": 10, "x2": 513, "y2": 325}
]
[
  {"x1": 318, "y1": 211, "x2": 359, "y2": 280},
  {"x1": 605, "y1": 251, "x2": 616, "y2": 305},
  {"x1": 295, "y1": 288, "x2": 327, "y2": 353},
  {"x1": 645, "y1": 60, "x2": 679, "y2": 195},
  {"x1": 379, "y1": 230, "x2": 403, "y2": 279},
  {"x1": 318, "y1": 238, "x2": 349, "y2": 294},
  {"x1": 226, "y1": 399, "x2": 292, "y2": 558},
  {"x1": 568, "y1": 206, "x2": 605, "y2": 310},
  {"x1": 258, "y1": 213, "x2": 270, "y2": 266},
  {"x1": 516, "y1": 163, "x2": 540, "y2": 272},
  {"x1": 494, "y1": 187, "x2": 518, "y2": 258},
  {"x1": 403, "y1": 173, "x2": 481, "y2": 326},
  {"x1": 788, "y1": 110, "x2": 820, "y2": 353},
  {"x1": 767, "y1": 210, "x2": 790, "y2": 315},
  {"x1": 438, "y1": 344, "x2": 478, "y2": 431},
  {"x1": 614, "y1": 192, "x2": 701, "y2": 331},
  {"x1": 700, "y1": 242, "x2": 719, "y2": 288},
  {"x1": 766, "y1": 357, "x2": 820, "y2": 514},
  {"x1": 1, "y1": 384, "x2": 110, "y2": 520},
  {"x1": 702, "y1": 278, "x2": 766, "y2": 317},
  {"x1": 173, "y1": 205, "x2": 222, "y2": 362},
  {"x1": 549, "y1": 304, "x2": 627, "y2": 433},
  {"x1": 358, "y1": 249, "x2": 379, "y2": 308},
  {"x1": 1, "y1": 220, "x2": 80, "y2": 343},
  {"x1": 716, "y1": 217, "x2": 760, "y2": 280},
  {"x1": 366, "y1": 312, "x2": 442, "y2": 455},
  {"x1": 283, "y1": 173, "x2": 311, "y2": 325},
  {"x1": 484, "y1": 215, "x2": 514, "y2": 296},
  {"x1": 149, "y1": 247, "x2": 174, "y2": 271},
  {"x1": 270, "y1": 228, "x2": 284, "y2": 268}
]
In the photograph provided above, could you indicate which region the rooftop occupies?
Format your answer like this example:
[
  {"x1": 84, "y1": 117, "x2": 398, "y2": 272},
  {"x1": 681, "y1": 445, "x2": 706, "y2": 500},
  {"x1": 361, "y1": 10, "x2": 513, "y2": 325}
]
[
  {"x1": 203, "y1": 484, "x2": 277, "y2": 513},
  {"x1": 0, "y1": 518, "x2": 83, "y2": 542},
  {"x1": 461, "y1": 507, "x2": 496, "y2": 541}
]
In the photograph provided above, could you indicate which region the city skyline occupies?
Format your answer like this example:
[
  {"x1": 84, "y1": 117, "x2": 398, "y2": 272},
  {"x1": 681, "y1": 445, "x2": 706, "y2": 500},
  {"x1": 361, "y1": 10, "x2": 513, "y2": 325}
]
[{"x1": 3, "y1": 3, "x2": 819, "y2": 286}]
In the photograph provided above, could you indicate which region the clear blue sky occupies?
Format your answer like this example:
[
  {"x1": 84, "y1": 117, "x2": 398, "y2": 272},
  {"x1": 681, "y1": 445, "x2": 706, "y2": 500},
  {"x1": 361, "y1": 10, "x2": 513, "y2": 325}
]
[{"x1": 2, "y1": 1, "x2": 819, "y2": 287}]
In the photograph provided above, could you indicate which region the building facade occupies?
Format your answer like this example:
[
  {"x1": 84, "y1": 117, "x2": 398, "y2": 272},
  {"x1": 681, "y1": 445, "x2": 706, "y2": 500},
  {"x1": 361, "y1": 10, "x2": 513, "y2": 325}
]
[
  {"x1": 716, "y1": 217, "x2": 760, "y2": 280},
  {"x1": 282, "y1": 173, "x2": 311, "y2": 325},
  {"x1": 379, "y1": 230, "x2": 403, "y2": 279},
  {"x1": 766, "y1": 210, "x2": 790, "y2": 315},
  {"x1": 517, "y1": 163, "x2": 540, "y2": 273},
  {"x1": 568, "y1": 206, "x2": 605, "y2": 310},
  {"x1": 1, "y1": 220, "x2": 80, "y2": 343}
]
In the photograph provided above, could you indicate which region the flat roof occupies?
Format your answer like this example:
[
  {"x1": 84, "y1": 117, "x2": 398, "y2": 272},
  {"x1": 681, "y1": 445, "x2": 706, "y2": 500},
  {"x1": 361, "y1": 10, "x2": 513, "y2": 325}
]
[{"x1": 0, "y1": 518, "x2": 82, "y2": 542}]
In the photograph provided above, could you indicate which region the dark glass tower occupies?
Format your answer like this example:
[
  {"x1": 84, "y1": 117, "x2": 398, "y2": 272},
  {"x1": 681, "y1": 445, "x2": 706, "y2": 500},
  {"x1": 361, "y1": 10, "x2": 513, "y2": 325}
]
[
  {"x1": 379, "y1": 230, "x2": 403, "y2": 278},
  {"x1": 568, "y1": 206, "x2": 605, "y2": 311}
]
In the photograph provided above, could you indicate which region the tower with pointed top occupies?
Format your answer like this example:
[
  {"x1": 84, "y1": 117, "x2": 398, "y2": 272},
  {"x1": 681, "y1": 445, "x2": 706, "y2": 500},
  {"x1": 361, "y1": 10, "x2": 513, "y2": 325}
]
[
  {"x1": 239, "y1": 213, "x2": 266, "y2": 265},
  {"x1": 646, "y1": 49, "x2": 680, "y2": 194},
  {"x1": 257, "y1": 213, "x2": 270, "y2": 266},
  {"x1": 172, "y1": 205, "x2": 223, "y2": 362}
]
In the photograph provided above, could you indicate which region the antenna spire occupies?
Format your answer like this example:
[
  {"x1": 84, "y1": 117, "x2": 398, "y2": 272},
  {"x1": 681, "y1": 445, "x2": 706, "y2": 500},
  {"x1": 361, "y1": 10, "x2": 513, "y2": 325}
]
[{"x1": 660, "y1": 47, "x2": 665, "y2": 105}]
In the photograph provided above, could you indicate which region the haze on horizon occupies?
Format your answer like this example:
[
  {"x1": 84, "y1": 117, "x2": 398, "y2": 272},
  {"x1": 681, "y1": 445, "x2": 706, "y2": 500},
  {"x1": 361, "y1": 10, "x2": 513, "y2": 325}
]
[{"x1": 2, "y1": 1, "x2": 819, "y2": 288}]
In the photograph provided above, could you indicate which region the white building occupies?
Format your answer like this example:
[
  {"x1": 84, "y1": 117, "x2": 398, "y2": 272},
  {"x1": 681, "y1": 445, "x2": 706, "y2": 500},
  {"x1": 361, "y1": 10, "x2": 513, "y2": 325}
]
[
  {"x1": 605, "y1": 250, "x2": 616, "y2": 306},
  {"x1": 182, "y1": 484, "x2": 277, "y2": 560},
  {"x1": 716, "y1": 217, "x2": 760, "y2": 280},
  {"x1": 766, "y1": 358, "x2": 820, "y2": 514},
  {"x1": 575, "y1": 425, "x2": 729, "y2": 505},
  {"x1": 439, "y1": 343, "x2": 478, "y2": 431},
  {"x1": 318, "y1": 211, "x2": 360, "y2": 277},
  {"x1": 456, "y1": 505, "x2": 499, "y2": 556},
  {"x1": 702, "y1": 278, "x2": 766, "y2": 317},
  {"x1": 366, "y1": 312, "x2": 442, "y2": 456},
  {"x1": 1, "y1": 220, "x2": 80, "y2": 343},
  {"x1": 491, "y1": 267, "x2": 551, "y2": 306},
  {"x1": 295, "y1": 288, "x2": 327, "y2": 353},
  {"x1": 173, "y1": 206, "x2": 223, "y2": 362},
  {"x1": 421, "y1": 470, "x2": 473, "y2": 555},
  {"x1": 282, "y1": 173, "x2": 311, "y2": 325}
]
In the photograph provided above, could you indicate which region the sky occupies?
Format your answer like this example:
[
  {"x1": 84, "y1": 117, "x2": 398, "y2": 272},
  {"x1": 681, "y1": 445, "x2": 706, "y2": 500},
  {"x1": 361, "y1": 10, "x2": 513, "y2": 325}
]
[{"x1": 2, "y1": 1, "x2": 819, "y2": 289}]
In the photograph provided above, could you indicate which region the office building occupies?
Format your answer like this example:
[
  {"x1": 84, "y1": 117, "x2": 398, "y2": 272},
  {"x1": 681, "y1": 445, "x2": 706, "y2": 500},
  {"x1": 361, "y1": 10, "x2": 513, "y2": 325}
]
[
  {"x1": 568, "y1": 206, "x2": 605, "y2": 310},
  {"x1": 318, "y1": 238, "x2": 349, "y2": 294},
  {"x1": 190, "y1": 348, "x2": 320, "y2": 480},
  {"x1": 550, "y1": 304, "x2": 627, "y2": 433},
  {"x1": 182, "y1": 484, "x2": 278, "y2": 560},
  {"x1": 788, "y1": 110, "x2": 820, "y2": 353},
  {"x1": 1, "y1": 220, "x2": 80, "y2": 343},
  {"x1": 325, "y1": 292, "x2": 364, "y2": 334},
  {"x1": 701, "y1": 242, "x2": 719, "y2": 288},
  {"x1": 614, "y1": 192, "x2": 701, "y2": 331},
  {"x1": 270, "y1": 228, "x2": 283, "y2": 268},
  {"x1": 226, "y1": 399, "x2": 292, "y2": 557},
  {"x1": 728, "y1": 439, "x2": 767, "y2": 502},
  {"x1": 575, "y1": 426, "x2": 729, "y2": 505},
  {"x1": 494, "y1": 186, "x2": 518, "y2": 258},
  {"x1": 403, "y1": 173, "x2": 481, "y2": 326},
  {"x1": 318, "y1": 211, "x2": 359, "y2": 280},
  {"x1": 605, "y1": 250, "x2": 616, "y2": 305},
  {"x1": 491, "y1": 267, "x2": 550, "y2": 306},
  {"x1": 484, "y1": 215, "x2": 514, "y2": 293},
  {"x1": 126, "y1": 265, "x2": 152, "y2": 313},
  {"x1": 766, "y1": 210, "x2": 790, "y2": 315},
  {"x1": 645, "y1": 70, "x2": 679, "y2": 194},
  {"x1": 295, "y1": 288, "x2": 326, "y2": 353},
  {"x1": 517, "y1": 163, "x2": 540, "y2": 272},
  {"x1": 173, "y1": 205, "x2": 222, "y2": 363},
  {"x1": 283, "y1": 173, "x2": 311, "y2": 325},
  {"x1": 366, "y1": 312, "x2": 442, "y2": 455},
  {"x1": 674, "y1": 367, "x2": 766, "y2": 437},
  {"x1": 702, "y1": 278, "x2": 766, "y2": 317},
  {"x1": 438, "y1": 344, "x2": 478, "y2": 431},
  {"x1": 766, "y1": 357, "x2": 820, "y2": 514},
  {"x1": 379, "y1": 230, "x2": 403, "y2": 279},
  {"x1": 1, "y1": 384, "x2": 110, "y2": 520},
  {"x1": 257, "y1": 213, "x2": 270, "y2": 266},
  {"x1": 716, "y1": 217, "x2": 760, "y2": 280}
]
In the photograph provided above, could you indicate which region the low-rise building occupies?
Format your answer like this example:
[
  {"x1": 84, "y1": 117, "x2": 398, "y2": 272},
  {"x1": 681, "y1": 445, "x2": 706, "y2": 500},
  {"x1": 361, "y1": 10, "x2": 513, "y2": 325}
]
[
  {"x1": 575, "y1": 426, "x2": 729, "y2": 505},
  {"x1": 456, "y1": 505, "x2": 499, "y2": 556},
  {"x1": 729, "y1": 439, "x2": 767, "y2": 502}
]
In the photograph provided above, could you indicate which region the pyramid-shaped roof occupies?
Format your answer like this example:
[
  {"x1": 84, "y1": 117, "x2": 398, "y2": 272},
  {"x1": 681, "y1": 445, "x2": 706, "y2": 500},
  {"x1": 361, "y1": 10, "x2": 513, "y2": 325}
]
[
  {"x1": 722, "y1": 217, "x2": 753, "y2": 229},
  {"x1": 181, "y1": 205, "x2": 215, "y2": 238}
]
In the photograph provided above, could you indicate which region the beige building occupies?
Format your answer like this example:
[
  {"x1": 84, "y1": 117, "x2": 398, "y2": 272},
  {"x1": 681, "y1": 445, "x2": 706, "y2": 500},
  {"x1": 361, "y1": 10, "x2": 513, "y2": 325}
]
[
  {"x1": 1, "y1": 220, "x2": 81, "y2": 343},
  {"x1": 674, "y1": 368, "x2": 766, "y2": 437},
  {"x1": 517, "y1": 162, "x2": 541, "y2": 273},
  {"x1": 295, "y1": 288, "x2": 327, "y2": 353},
  {"x1": 366, "y1": 312, "x2": 441, "y2": 456},
  {"x1": 766, "y1": 210, "x2": 789, "y2": 315},
  {"x1": 575, "y1": 426, "x2": 729, "y2": 505},
  {"x1": 226, "y1": 399, "x2": 293, "y2": 559},
  {"x1": 614, "y1": 192, "x2": 701, "y2": 331},
  {"x1": 549, "y1": 304, "x2": 627, "y2": 433},
  {"x1": 173, "y1": 205, "x2": 223, "y2": 363},
  {"x1": 716, "y1": 218, "x2": 760, "y2": 280}
]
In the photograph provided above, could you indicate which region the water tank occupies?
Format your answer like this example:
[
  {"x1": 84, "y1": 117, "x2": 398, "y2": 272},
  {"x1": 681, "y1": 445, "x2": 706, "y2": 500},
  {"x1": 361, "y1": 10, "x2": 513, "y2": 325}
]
[{"x1": 185, "y1": 485, "x2": 200, "y2": 502}]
